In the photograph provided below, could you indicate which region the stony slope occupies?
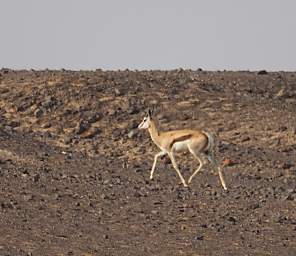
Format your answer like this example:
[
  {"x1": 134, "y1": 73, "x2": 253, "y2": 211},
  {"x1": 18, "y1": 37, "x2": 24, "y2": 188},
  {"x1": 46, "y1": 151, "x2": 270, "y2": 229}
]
[{"x1": 1, "y1": 69, "x2": 296, "y2": 255}]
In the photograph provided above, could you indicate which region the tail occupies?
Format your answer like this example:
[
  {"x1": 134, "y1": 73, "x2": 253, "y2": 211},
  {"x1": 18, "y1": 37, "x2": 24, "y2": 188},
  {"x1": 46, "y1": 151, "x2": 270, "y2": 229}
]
[
  {"x1": 202, "y1": 131, "x2": 228, "y2": 190},
  {"x1": 202, "y1": 131, "x2": 215, "y2": 153}
]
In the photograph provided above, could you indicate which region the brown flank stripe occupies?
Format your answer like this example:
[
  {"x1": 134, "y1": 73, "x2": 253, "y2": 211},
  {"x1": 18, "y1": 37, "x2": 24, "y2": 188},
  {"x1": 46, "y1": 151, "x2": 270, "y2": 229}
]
[{"x1": 169, "y1": 134, "x2": 193, "y2": 149}]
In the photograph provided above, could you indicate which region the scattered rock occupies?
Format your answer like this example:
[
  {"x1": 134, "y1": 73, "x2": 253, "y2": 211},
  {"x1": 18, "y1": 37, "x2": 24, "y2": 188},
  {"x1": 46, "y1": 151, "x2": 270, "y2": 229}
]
[
  {"x1": 240, "y1": 135, "x2": 251, "y2": 142},
  {"x1": 63, "y1": 135, "x2": 73, "y2": 144},
  {"x1": 151, "y1": 210, "x2": 159, "y2": 215},
  {"x1": 181, "y1": 225, "x2": 187, "y2": 230},
  {"x1": 42, "y1": 96, "x2": 56, "y2": 109},
  {"x1": 114, "y1": 88, "x2": 124, "y2": 96},
  {"x1": 282, "y1": 161, "x2": 294, "y2": 170},
  {"x1": 257, "y1": 70, "x2": 268, "y2": 75},
  {"x1": 283, "y1": 194, "x2": 294, "y2": 201},
  {"x1": 127, "y1": 106, "x2": 139, "y2": 115},
  {"x1": 88, "y1": 113, "x2": 101, "y2": 123},
  {"x1": 129, "y1": 120, "x2": 139, "y2": 129},
  {"x1": 41, "y1": 122, "x2": 51, "y2": 128},
  {"x1": 276, "y1": 88, "x2": 285, "y2": 98},
  {"x1": 87, "y1": 78, "x2": 98, "y2": 85},
  {"x1": 227, "y1": 216, "x2": 237, "y2": 224},
  {"x1": 23, "y1": 194, "x2": 33, "y2": 201},
  {"x1": 81, "y1": 127, "x2": 101, "y2": 139},
  {"x1": 278, "y1": 126, "x2": 288, "y2": 132},
  {"x1": 108, "y1": 109, "x2": 117, "y2": 116},
  {"x1": 52, "y1": 193, "x2": 60, "y2": 200},
  {"x1": 34, "y1": 108, "x2": 43, "y2": 118},
  {"x1": 222, "y1": 158, "x2": 238, "y2": 167},
  {"x1": 75, "y1": 121, "x2": 90, "y2": 135},
  {"x1": 32, "y1": 174, "x2": 40, "y2": 182},
  {"x1": 194, "y1": 235, "x2": 204, "y2": 241},
  {"x1": 128, "y1": 130, "x2": 138, "y2": 139}
]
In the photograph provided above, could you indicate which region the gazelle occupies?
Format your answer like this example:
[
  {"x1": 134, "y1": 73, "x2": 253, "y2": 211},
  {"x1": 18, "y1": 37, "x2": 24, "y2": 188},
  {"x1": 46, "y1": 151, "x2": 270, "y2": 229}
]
[{"x1": 138, "y1": 109, "x2": 227, "y2": 190}]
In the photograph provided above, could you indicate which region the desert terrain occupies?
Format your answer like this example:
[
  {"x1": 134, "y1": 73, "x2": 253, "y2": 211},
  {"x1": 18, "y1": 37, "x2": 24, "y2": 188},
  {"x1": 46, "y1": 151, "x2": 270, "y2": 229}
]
[{"x1": 0, "y1": 68, "x2": 296, "y2": 255}]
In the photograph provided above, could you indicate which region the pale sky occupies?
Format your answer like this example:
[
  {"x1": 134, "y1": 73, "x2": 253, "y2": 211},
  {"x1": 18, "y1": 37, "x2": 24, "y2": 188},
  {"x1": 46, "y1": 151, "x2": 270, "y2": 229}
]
[{"x1": 0, "y1": 0, "x2": 295, "y2": 71}]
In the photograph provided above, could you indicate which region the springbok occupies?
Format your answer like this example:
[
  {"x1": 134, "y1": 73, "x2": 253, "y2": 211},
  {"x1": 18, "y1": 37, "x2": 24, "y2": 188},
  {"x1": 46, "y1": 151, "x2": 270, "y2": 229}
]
[{"x1": 138, "y1": 109, "x2": 227, "y2": 190}]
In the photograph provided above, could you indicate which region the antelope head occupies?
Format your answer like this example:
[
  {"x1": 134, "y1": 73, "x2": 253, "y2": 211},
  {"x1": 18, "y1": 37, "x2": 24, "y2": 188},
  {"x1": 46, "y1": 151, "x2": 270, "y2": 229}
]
[{"x1": 138, "y1": 109, "x2": 153, "y2": 129}]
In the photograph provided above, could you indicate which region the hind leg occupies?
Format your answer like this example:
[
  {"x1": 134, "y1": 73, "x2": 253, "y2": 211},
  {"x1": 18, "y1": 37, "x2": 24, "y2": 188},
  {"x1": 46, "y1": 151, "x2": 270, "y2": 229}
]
[
  {"x1": 188, "y1": 147, "x2": 204, "y2": 184},
  {"x1": 206, "y1": 153, "x2": 227, "y2": 190}
]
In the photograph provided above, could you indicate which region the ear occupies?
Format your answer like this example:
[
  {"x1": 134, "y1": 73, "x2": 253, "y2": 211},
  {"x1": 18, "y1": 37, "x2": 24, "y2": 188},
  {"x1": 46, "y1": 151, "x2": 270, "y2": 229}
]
[{"x1": 148, "y1": 108, "x2": 152, "y2": 118}]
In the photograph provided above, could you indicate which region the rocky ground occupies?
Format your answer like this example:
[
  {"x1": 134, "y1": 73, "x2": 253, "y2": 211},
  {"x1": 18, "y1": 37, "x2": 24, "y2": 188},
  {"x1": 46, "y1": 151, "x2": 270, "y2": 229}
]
[{"x1": 0, "y1": 68, "x2": 296, "y2": 255}]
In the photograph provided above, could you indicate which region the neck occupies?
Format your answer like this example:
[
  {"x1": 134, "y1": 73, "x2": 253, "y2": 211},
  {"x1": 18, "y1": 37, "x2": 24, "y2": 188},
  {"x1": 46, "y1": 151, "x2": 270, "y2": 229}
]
[{"x1": 148, "y1": 120, "x2": 161, "y2": 146}]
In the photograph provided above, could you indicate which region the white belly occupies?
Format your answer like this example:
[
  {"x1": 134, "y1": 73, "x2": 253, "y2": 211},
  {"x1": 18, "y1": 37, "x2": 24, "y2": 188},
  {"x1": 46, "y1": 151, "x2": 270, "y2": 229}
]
[{"x1": 172, "y1": 141, "x2": 189, "y2": 152}]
